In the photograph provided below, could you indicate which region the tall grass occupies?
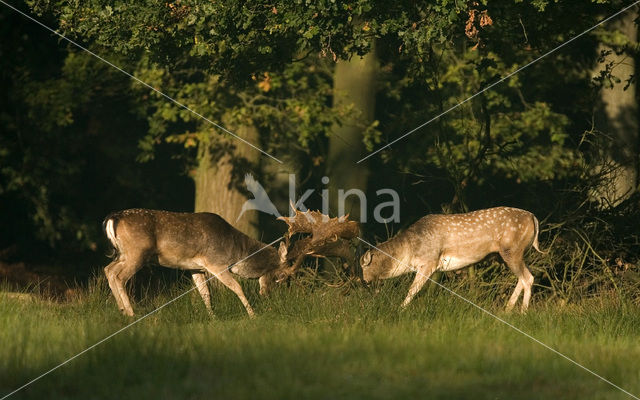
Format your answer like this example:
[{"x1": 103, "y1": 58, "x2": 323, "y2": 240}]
[{"x1": 1, "y1": 275, "x2": 639, "y2": 400}]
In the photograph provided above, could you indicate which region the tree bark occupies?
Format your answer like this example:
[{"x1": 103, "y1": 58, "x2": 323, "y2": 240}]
[
  {"x1": 194, "y1": 122, "x2": 260, "y2": 239},
  {"x1": 326, "y1": 45, "x2": 377, "y2": 222},
  {"x1": 591, "y1": 8, "x2": 638, "y2": 207}
]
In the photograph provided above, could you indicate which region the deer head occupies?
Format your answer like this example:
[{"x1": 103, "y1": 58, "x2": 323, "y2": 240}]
[{"x1": 276, "y1": 204, "x2": 359, "y2": 279}]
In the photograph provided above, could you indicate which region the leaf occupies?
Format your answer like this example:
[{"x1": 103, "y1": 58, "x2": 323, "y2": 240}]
[{"x1": 257, "y1": 73, "x2": 272, "y2": 92}]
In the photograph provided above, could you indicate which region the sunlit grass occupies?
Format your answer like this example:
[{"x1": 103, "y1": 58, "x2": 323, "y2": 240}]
[{"x1": 1, "y1": 276, "x2": 639, "y2": 399}]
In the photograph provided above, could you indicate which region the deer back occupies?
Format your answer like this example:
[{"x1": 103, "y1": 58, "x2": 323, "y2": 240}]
[
  {"x1": 105, "y1": 209, "x2": 280, "y2": 278},
  {"x1": 361, "y1": 207, "x2": 540, "y2": 279}
]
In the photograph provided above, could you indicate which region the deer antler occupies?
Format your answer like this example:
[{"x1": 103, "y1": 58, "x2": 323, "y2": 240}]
[
  {"x1": 278, "y1": 202, "x2": 359, "y2": 242},
  {"x1": 277, "y1": 203, "x2": 359, "y2": 277}
]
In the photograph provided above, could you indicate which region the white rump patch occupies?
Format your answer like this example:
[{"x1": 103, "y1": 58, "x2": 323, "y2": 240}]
[{"x1": 105, "y1": 219, "x2": 117, "y2": 247}]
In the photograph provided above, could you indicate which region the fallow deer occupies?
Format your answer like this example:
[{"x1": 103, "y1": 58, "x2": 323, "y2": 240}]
[
  {"x1": 102, "y1": 209, "x2": 287, "y2": 317},
  {"x1": 360, "y1": 207, "x2": 544, "y2": 311}
]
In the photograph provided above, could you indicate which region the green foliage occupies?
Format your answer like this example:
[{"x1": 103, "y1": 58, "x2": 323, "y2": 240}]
[
  {"x1": 30, "y1": 0, "x2": 471, "y2": 165},
  {"x1": 0, "y1": 10, "x2": 97, "y2": 247},
  {"x1": 4, "y1": 0, "x2": 638, "y2": 267},
  {"x1": 372, "y1": 54, "x2": 579, "y2": 212},
  {"x1": 0, "y1": 4, "x2": 193, "y2": 252},
  {"x1": 365, "y1": 1, "x2": 636, "y2": 216}
]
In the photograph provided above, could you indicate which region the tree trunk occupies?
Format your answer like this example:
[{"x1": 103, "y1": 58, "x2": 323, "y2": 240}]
[
  {"x1": 591, "y1": 8, "x2": 638, "y2": 207},
  {"x1": 194, "y1": 122, "x2": 260, "y2": 239},
  {"x1": 326, "y1": 45, "x2": 377, "y2": 222}
]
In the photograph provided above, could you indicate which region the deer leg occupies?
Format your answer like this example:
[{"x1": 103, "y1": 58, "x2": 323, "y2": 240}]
[
  {"x1": 104, "y1": 258, "x2": 142, "y2": 317},
  {"x1": 401, "y1": 264, "x2": 436, "y2": 308},
  {"x1": 520, "y1": 267, "x2": 534, "y2": 312},
  {"x1": 104, "y1": 260, "x2": 126, "y2": 312},
  {"x1": 191, "y1": 271, "x2": 212, "y2": 313},
  {"x1": 505, "y1": 280, "x2": 524, "y2": 312},
  {"x1": 501, "y1": 249, "x2": 534, "y2": 312},
  {"x1": 206, "y1": 267, "x2": 255, "y2": 317},
  {"x1": 258, "y1": 272, "x2": 275, "y2": 296}
]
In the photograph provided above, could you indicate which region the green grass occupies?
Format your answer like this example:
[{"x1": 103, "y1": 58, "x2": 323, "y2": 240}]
[{"x1": 1, "y1": 276, "x2": 639, "y2": 400}]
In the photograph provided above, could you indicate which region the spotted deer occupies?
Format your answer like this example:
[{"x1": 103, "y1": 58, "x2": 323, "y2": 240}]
[
  {"x1": 102, "y1": 209, "x2": 287, "y2": 317},
  {"x1": 360, "y1": 207, "x2": 544, "y2": 311}
]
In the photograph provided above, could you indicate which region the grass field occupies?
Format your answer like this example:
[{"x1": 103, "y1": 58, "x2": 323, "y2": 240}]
[{"x1": 1, "y1": 275, "x2": 639, "y2": 400}]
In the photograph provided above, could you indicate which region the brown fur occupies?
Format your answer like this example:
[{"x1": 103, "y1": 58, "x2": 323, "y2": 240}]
[{"x1": 102, "y1": 209, "x2": 285, "y2": 317}]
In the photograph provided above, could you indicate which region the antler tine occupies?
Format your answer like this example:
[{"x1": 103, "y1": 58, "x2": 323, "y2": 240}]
[
  {"x1": 274, "y1": 208, "x2": 361, "y2": 279},
  {"x1": 278, "y1": 206, "x2": 325, "y2": 237}
]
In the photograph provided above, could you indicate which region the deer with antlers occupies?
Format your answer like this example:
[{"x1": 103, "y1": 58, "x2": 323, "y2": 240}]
[
  {"x1": 102, "y1": 207, "x2": 359, "y2": 317},
  {"x1": 102, "y1": 209, "x2": 288, "y2": 317}
]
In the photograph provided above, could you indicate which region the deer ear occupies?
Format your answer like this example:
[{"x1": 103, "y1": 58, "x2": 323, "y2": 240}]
[
  {"x1": 362, "y1": 250, "x2": 372, "y2": 266},
  {"x1": 278, "y1": 241, "x2": 288, "y2": 263}
]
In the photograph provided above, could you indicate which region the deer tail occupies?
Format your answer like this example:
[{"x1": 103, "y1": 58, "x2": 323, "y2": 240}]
[
  {"x1": 103, "y1": 213, "x2": 121, "y2": 259},
  {"x1": 532, "y1": 215, "x2": 545, "y2": 254}
]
